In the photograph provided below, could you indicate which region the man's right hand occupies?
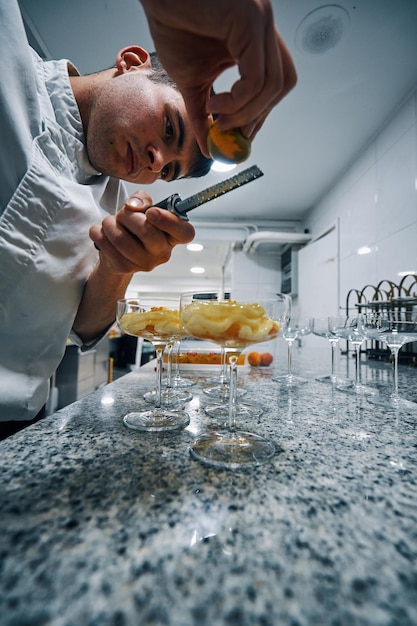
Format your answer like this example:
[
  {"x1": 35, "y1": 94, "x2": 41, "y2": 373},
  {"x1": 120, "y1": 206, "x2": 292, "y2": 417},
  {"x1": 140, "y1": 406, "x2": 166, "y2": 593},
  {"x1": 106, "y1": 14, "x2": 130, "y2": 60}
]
[
  {"x1": 89, "y1": 191, "x2": 195, "y2": 275},
  {"x1": 140, "y1": 0, "x2": 297, "y2": 155}
]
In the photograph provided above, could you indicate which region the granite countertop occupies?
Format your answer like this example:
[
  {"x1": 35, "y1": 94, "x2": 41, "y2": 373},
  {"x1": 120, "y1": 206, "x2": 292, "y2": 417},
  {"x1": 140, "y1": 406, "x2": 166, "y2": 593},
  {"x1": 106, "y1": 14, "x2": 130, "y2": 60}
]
[{"x1": 1, "y1": 343, "x2": 417, "y2": 626}]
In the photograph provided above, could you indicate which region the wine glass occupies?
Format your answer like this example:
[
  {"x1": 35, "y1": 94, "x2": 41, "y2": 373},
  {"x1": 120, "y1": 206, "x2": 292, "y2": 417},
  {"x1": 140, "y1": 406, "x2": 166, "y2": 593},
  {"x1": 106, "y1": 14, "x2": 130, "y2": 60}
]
[
  {"x1": 117, "y1": 298, "x2": 190, "y2": 432},
  {"x1": 143, "y1": 335, "x2": 193, "y2": 405},
  {"x1": 361, "y1": 311, "x2": 417, "y2": 409},
  {"x1": 273, "y1": 317, "x2": 313, "y2": 387},
  {"x1": 328, "y1": 315, "x2": 376, "y2": 396},
  {"x1": 171, "y1": 339, "x2": 196, "y2": 389},
  {"x1": 312, "y1": 317, "x2": 351, "y2": 387},
  {"x1": 180, "y1": 290, "x2": 291, "y2": 468},
  {"x1": 203, "y1": 346, "x2": 247, "y2": 400},
  {"x1": 202, "y1": 345, "x2": 257, "y2": 421},
  {"x1": 202, "y1": 346, "x2": 228, "y2": 397},
  {"x1": 203, "y1": 366, "x2": 260, "y2": 420}
]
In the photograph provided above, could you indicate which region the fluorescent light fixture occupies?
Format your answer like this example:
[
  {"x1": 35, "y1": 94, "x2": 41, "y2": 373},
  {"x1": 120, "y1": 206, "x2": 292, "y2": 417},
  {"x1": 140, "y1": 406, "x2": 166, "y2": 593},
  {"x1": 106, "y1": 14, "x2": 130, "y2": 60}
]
[
  {"x1": 210, "y1": 161, "x2": 237, "y2": 173},
  {"x1": 398, "y1": 270, "x2": 416, "y2": 277},
  {"x1": 357, "y1": 246, "x2": 371, "y2": 255},
  {"x1": 190, "y1": 266, "x2": 205, "y2": 274},
  {"x1": 187, "y1": 243, "x2": 204, "y2": 252}
]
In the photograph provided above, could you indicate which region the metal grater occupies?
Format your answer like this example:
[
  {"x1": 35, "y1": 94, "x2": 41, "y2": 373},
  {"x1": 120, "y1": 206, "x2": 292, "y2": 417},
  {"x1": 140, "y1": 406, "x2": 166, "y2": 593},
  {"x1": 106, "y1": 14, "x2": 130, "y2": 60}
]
[{"x1": 154, "y1": 165, "x2": 264, "y2": 220}]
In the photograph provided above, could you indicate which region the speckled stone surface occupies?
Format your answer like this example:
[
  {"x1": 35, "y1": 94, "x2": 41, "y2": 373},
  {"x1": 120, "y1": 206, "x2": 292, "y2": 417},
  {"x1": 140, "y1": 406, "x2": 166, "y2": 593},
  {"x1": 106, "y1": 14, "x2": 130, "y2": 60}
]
[{"x1": 1, "y1": 344, "x2": 417, "y2": 626}]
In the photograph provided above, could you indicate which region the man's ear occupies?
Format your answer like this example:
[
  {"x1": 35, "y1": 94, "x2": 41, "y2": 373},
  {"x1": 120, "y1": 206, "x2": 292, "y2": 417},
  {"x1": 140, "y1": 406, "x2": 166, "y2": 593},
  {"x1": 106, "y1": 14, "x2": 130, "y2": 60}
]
[{"x1": 115, "y1": 46, "x2": 152, "y2": 74}]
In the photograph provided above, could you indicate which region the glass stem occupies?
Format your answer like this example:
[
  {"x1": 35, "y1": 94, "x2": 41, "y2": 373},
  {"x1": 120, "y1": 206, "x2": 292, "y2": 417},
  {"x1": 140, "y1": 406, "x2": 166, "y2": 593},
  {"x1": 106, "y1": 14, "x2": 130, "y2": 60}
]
[
  {"x1": 173, "y1": 339, "x2": 181, "y2": 383},
  {"x1": 219, "y1": 347, "x2": 227, "y2": 384},
  {"x1": 228, "y1": 355, "x2": 239, "y2": 432},
  {"x1": 155, "y1": 347, "x2": 164, "y2": 409},
  {"x1": 391, "y1": 347, "x2": 400, "y2": 401},
  {"x1": 330, "y1": 339, "x2": 337, "y2": 382},
  {"x1": 221, "y1": 349, "x2": 230, "y2": 401},
  {"x1": 287, "y1": 339, "x2": 294, "y2": 378},
  {"x1": 165, "y1": 342, "x2": 173, "y2": 389},
  {"x1": 354, "y1": 342, "x2": 361, "y2": 389}
]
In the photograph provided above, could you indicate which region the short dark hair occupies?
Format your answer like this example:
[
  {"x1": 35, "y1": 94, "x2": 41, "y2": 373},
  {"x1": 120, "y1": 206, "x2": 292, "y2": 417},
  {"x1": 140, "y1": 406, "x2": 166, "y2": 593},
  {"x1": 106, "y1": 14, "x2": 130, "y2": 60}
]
[{"x1": 149, "y1": 52, "x2": 213, "y2": 179}]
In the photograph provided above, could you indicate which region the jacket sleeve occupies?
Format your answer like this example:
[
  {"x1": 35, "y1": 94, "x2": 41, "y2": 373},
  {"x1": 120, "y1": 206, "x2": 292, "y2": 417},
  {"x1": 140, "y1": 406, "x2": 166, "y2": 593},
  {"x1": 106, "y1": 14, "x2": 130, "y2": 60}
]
[{"x1": 0, "y1": 0, "x2": 42, "y2": 214}]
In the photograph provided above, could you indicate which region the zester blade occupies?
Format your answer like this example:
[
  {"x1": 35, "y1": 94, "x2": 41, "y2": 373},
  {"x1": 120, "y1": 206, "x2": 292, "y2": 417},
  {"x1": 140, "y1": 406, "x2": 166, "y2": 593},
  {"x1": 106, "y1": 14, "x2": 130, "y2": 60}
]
[{"x1": 155, "y1": 165, "x2": 263, "y2": 219}]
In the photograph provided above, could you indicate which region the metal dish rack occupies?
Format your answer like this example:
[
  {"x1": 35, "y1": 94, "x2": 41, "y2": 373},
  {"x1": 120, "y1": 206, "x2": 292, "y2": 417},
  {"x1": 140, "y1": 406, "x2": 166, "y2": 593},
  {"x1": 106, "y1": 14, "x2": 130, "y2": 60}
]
[{"x1": 344, "y1": 274, "x2": 417, "y2": 365}]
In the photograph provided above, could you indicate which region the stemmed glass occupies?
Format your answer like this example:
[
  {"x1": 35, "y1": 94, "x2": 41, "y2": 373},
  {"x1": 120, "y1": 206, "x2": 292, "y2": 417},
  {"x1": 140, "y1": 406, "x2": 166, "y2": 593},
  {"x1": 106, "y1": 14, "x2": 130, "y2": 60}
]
[
  {"x1": 143, "y1": 334, "x2": 193, "y2": 405},
  {"x1": 202, "y1": 347, "x2": 247, "y2": 400},
  {"x1": 312, "y1": 317, "x2": 350, "y2": 386},
  {"x1": 180, "y1": 290, "x2": 291, "y2": 468},
  {"x1": 361, "y1": 311, "x2": 417, "y2": 409},
  {"x1": 202, "y1": 346, "x2": 228, "y2": 397},
  {"x1": 273, "y1": 317, "x2": 313, "y2": 387},
  {"x1": 203, "y1": 348, "x2": 259, "y2": 421},
  {"x1": 171, "y1": 338, "x2": 196, "y2": 389},
  {"x1": 328, "y1": 315, "x2": 375, "y2": 395},
  {"x1": 117, "y1": 298, "x2": 190, "y2": 432}
]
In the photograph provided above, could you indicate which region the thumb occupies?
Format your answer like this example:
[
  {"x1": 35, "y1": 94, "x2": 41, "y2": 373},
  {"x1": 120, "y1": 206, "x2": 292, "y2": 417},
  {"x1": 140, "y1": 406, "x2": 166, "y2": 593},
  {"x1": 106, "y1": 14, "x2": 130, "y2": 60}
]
[{"x1": 124, "y1": 191, "x2": 154, "y2": 212}]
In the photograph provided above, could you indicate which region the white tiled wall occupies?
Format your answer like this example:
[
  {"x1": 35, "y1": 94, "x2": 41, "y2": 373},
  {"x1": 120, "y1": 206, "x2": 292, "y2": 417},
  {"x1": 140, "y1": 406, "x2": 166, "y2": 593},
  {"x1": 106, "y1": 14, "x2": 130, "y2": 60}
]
[
  {"x1": 303, "y1": 87, "x2": 417, "y2": 311},
  {"x1": 226, "y1": 249, "x2": 281, "y2": 294}
]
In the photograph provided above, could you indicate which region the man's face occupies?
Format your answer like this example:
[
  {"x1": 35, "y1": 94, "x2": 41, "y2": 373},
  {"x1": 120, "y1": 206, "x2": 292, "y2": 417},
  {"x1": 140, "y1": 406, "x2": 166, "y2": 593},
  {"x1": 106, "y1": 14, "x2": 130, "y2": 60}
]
[{"x1": 86, "y1": 70, "x2": 198, "y2": 184}]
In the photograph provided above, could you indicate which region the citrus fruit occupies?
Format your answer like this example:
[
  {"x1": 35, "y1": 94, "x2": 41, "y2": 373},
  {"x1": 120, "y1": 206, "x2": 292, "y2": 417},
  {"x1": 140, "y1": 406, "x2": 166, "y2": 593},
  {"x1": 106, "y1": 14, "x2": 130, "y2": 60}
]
[
  {"x1": 207, "y1": 120, "x2": 251, "y2": 164},
  {"x1": 260, "y1": 352, "x2": 273, "y2": 366},
  {"x1": 247, "y1": 351, "x2": 261, "y2": 367}
]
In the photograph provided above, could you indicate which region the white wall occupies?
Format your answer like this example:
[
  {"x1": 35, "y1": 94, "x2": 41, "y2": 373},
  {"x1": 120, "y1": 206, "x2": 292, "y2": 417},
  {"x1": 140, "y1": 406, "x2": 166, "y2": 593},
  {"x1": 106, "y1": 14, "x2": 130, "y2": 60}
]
[
  {"x1": 302, "y1": 87, "x2": 417, "y2": 313},
  {"x1": 297, "y1": 224, "x2": 339, "y2": 317},
  {"x1": 226, "y1": 249, "x2": 281, "y2": 295}
]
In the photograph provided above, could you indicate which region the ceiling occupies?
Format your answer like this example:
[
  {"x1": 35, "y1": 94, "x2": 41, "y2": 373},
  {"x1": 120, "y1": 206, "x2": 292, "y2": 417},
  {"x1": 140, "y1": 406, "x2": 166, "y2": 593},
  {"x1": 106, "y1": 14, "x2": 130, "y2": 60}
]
[{"x1": 19, "y1": 0, "x2": 417, "y2": 293}]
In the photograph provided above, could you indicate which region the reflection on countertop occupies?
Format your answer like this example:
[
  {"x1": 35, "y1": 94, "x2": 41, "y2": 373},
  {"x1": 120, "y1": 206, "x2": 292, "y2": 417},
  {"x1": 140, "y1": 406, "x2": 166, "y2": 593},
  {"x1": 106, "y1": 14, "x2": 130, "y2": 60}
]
[{"x1": 1, "y1": 343, "x2": 416, "y2": 626}]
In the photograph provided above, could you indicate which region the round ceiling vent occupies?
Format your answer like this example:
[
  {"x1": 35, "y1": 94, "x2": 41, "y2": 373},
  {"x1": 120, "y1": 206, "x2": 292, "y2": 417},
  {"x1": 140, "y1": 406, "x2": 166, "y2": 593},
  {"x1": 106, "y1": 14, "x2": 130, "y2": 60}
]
[{"x1": 295, "y1": 4, "x2": 351, "y2": 55}]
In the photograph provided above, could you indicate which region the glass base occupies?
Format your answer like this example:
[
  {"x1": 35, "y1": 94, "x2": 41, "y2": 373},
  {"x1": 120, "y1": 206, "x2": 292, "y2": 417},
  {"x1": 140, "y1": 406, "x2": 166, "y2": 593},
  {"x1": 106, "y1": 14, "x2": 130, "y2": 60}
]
[
  {"x1": 205, "y1": 401, "x2": 263, "y2": 420},
  {"x1": 272, "y1": 374, "x2": 309, "y2": 387},
  {"x1": 172, "y1": 376, "x2": 196, "y2": 388},
  {"x1": 190, "y1": 430, "x2": 275, "y2": 469},
  {"x1": 123, "y1": 409, "x2": 190, "y2": 432},
  {"x1": 143, "y1": 388, "x2": 193, "y2": 405},
  {"x1": 203, "y1": 384, "x2": 247, "y2": 398},
  {"x1": 367, "y1": 393, "x2": 417, "y2": 411},
  {"x1": 316, "y1": 374, "x2": 351, "y2": 387},
  {"x1": 337, "y1": 382, "x2": 377, "y2": 396}
]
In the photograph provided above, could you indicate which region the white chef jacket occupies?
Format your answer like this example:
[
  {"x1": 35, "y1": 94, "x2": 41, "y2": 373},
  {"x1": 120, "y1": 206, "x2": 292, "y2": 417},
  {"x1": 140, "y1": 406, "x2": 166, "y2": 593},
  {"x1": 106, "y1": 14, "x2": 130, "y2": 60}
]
[{"x1": 0, "y1": 0, "x2": 128, "y2": 421}]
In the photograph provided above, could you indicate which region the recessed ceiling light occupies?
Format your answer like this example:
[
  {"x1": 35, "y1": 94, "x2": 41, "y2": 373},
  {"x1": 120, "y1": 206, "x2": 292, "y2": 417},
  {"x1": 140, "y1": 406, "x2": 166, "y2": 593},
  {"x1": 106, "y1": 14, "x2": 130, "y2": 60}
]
[
  {"x1": 190, "y1": 266, "x2": 205, "y2": 274},
  {"x1": 210, "y1": 161, "x2": 237, "y2": 173},
  {"x1": 357, "y1": 246, "x2": 371, "y2": 255},
  {"x1": 187, "y1": 243, "x2": 204, "y2": 252}
]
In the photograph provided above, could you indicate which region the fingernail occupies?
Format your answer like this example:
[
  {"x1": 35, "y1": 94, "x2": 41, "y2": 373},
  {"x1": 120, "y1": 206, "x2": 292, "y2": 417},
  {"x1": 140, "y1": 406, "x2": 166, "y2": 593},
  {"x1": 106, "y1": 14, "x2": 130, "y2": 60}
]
[{"x1": 126, "y1": 197, "x2": 144, "y2": 209}]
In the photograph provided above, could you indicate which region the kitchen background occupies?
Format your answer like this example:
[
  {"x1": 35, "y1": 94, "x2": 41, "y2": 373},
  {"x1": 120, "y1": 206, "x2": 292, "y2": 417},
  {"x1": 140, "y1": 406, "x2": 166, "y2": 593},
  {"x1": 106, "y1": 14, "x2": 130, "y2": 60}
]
[
  {"x1": 16, "y1": 0, "x2": 417, "y2": 405},
  {"x1": 300, "y1": 88, "x2": 417, "y2": 317}
]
